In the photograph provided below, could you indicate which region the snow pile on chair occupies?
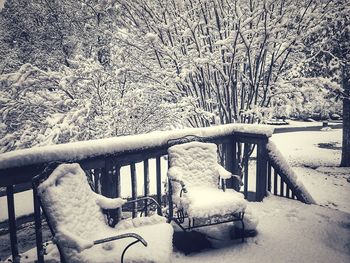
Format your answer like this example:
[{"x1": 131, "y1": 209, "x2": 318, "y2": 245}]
[
  {"x1": 168, "y1": 142, "x2": 220, "y2": 189},
  {"x1": 38, "y1": 163, "x2": 173, "y2": 263},
  {"x1": 168, "y1": 142, "x2": 247, "y2": 218},
  {"x1": 181, "y1": 187, "x2": 247, "y2": 218}
]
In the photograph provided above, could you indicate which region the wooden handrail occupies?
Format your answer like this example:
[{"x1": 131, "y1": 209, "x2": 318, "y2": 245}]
[
  {"x1": 0, "y1": 124, "x2": 276, "y2": 263},
  {"x1": 266, "y1": 142, "x2": 315, "y2": 204}
]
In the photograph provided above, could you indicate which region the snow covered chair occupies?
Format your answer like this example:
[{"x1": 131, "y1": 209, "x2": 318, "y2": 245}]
[
  {"x1": 32, "y1": 163, "x2": 173, "y2": 263},
  {"x1": 167, "y1": 139, "x2": 247, "y2": 237}
]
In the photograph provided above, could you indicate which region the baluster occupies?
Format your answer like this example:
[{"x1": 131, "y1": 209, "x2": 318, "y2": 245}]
[
  {"x1": 273, "y1": 169, "x2": 278, "y2": 195},
  {"x1": 267, "y1": 163, "x2": 272, "y2": 192},
  {"x1": 167, "y1": 155, "x2": 173, "y2": 221},
  {"x1": 116, "y1": 166, "x2": 121, "y2": 222},
  {"x1": 280, "y1": 179, "x2": 284, "y2": 197},
  {"x1": 93, "y1": 169, "x2": 99, "y2": 193},
  {"x1": 286, "y1": 186, "x2": 290, "y2": 198},
  {"x1": 156, "y1": 156, "x2": 162, "y2": 215},
  {"x1": 243, "y1": 143, "x2": 249, "y2": 199},
  {"x1": 143, "y1": 160, "x2": 150, "y2": 216},
  {"x1": 7, "y1": 186, "x2": 20, "y2": 263},
  {"x1": 130, "y1": 163, "x2": 137, "y2": 218},
  {"x1": 33, "y1": 186, "x2": 44, "y2": 263}
]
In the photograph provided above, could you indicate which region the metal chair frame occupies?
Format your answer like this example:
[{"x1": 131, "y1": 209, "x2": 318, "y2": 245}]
[
  {"x1": 32, "y1": 162, "x2": 162, "y2": 263},
  {"x1": 166, "y1": 136, "x2": 246, "y2": 241}
]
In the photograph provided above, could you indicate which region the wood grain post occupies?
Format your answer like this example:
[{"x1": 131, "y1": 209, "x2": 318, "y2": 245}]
[
  {"x1": 256, "y1": 142, "x2": 268, "y2": 201},
  {"x1": 33, "y1": 187, "x2": 44, "y2": 263},
  {"x1": 225, "y1": 137, "x2": 239, "y2": 190},
  {"x1": 7, "y1": 186, "x2": 20, "y2": 263},
  {"x1": 101, "y1": 158, "x2": 118, "y2": 226}
]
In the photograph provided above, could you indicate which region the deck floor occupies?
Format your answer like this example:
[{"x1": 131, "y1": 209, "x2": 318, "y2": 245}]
[{"x1": 3, "y1": 195, "x2": 350, "y2": 263}]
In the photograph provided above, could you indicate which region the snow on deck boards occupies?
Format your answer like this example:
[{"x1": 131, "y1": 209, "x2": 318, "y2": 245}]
[
  {"x1": 6, "y1": 196, "x2": 350, "y2": 263},
  {"x1": 173, "y1": 196, "x2": 349, "y2": 263},
  {"x1": 0, "y1": 124, "x2": 273, "y2": 170}
]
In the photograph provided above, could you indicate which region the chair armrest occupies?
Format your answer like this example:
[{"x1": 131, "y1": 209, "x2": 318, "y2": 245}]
[
  {"x1": 217, "y1": 165, "x2": 232, "y2": 179},
  {"x1": 169, "y1": 178, "x2": 186, "y2": 189},
  {"x1": 54, "y1": 227, "x2": 94, "y2": 252},
  {"x1": 167, "y1": 167, "x2": 185, "y2": 182},
  {"x1": 94, "y1": 193, "x2": 127, "y2": 209},
  {"x1": 55, "y1": 227, "x2": 147, "y2": 252},
  {"x1": 169, "y1": 178, "x2": 188, "y2": 197},
  {"x1": 94, "y1": 233, "x2": 147, "y2": 263},
  {"x1": 93, "y1": 233, "x2": 147, "y2": 247},
  {"x1": 217, "y1": 165, "x2": 243, "y2": 186},
  {"x1": 168, "y1": 167, "x2": 187, "y2": 195}
]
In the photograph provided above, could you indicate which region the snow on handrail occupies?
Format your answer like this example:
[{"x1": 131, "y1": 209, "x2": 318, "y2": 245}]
[
  {"x1": 266, "y1": 141, "x2": 315, "y2": 204},
  {"x1": 0, "y1": 124, "x2": 273, "y2": 170}
]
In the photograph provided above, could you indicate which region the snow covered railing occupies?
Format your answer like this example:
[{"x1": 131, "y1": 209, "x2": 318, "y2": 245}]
[
  {"x1": 266, "y1": 142, "x2": 315, "y2": 204},
  {"x1": 0, "y1": 123, "x2": 278, "y2": 262}
]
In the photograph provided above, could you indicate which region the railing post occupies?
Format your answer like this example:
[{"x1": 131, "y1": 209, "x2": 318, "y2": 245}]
[
  {"x1": 101, "y1": 158, "x2": 119, "y2": 226},
  {"x1": 225, "y1": 136, "x2": 240, "y2": 191},
  {"x1": 33, "y1": 186, "x2": 44, "y2": 263},
  {"x1": 256, "y1": 141, "x2": 268, "y2": 201},
  {"x1": 7, "y1": 186, "x2": 20, "y2": 263}
]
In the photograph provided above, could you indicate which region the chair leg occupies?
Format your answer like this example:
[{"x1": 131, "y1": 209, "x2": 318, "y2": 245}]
[
  {"x1": 121, "y1": 240, "x2": 142, "y2": 263},
  {"x1": 240, "y1": 212, "x2": 245, "y2": 243},
  {"x1": 173, "y1": 218, "x2": 188, "y2": 232}
]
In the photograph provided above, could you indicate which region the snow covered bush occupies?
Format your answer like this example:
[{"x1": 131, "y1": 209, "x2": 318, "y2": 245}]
[{"x1": 0, "y1": 58, "x2": 187, "y2": 152}]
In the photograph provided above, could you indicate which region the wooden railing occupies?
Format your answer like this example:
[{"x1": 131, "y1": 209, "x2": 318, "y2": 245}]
[
  {"x1": 0, "y1": 124, "x2": 312, "y2": 262},
  {"x1": 265, "y1": 142, "x2": 315, "y2": 204}
]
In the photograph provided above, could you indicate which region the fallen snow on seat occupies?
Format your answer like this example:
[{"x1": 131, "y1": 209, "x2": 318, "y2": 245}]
[
  {"x1": 168, "y1": 142, "x2": 247, "y2": 218},
  {"x1": 179, "y1": 187, "x2": 247, "y2": 218},
  {"x1": 38, "y1": 163, "x2": 173, "y2": 263}
]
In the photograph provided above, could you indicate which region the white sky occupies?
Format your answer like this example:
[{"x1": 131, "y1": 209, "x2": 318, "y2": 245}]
[{"x1": 0, "y1": 0, "x2": 4, "y2": 10}]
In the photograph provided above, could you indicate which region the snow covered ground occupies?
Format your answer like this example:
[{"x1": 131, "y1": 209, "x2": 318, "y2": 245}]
[{"x1": 271, "y1": 129, "x2": 350, "y2": 213}]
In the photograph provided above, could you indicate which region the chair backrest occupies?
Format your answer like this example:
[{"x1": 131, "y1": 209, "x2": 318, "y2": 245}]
[
  {"x1": 168, "y1": 141, "x2": 219, "y2": 189},
  {"x1": 34, "y1": 163, "x2": 107, "y2": 242}
]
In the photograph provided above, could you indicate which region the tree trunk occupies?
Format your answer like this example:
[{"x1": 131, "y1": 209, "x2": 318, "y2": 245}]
[{"x1": 340, "y1": 68, "x2": 350, "y2": 167}]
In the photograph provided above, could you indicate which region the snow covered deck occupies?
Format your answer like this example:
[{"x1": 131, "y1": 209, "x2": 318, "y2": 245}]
[
  {"x1": 0, "y1": 124, "x2": 322, "y2": 262},
  {"x1": 8, "y1": 196, "x2": 350, "y2": 263},
  {"x1": 173, "y1": 196, "x2": 349, "y2": 263}
]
